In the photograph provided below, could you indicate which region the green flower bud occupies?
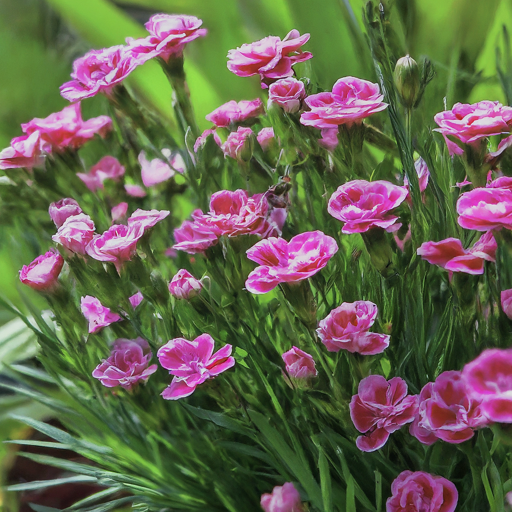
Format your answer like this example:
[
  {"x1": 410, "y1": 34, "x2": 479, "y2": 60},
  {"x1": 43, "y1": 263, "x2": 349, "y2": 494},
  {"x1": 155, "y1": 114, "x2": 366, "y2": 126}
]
[{"x1": 394, "y1": 55, "x2": 420, "y2": 109}]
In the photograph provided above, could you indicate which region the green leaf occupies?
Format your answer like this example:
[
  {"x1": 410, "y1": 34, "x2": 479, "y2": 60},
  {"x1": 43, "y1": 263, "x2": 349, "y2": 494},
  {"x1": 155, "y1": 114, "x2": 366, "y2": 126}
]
[
  {"x1": 8, "y1": 475, "x2": 97, "y2": 492},
  {"x1": 181, "y1": 404, "x2": 253, "y2": 436},
  {"x1": 318, "y1": 445, "x2": 333, "y2": 512}
]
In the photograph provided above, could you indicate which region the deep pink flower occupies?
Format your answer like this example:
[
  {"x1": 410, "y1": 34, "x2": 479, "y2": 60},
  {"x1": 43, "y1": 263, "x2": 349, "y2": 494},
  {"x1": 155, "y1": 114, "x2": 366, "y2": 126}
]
[
  {"x1": 193, "y1": 129, "x2": 222, "y2": 153},
  {"x1": 0, "y1": 132, "x2": 44, "y2": 170},
  {"x1": 222, "y1": 126, "x2": 253, "y2": 161},
  {"x1": 487, "y1": 175, "x2": 512, "y2": 190},
  {"x1": 463, "y1": 348, "x2": 512, "y2": 422},
  {"x1": 21, "y1": 103, "x2": 112, "y2": 152},
  {"x1": 157, "y1": 334, "x2": 235, "y2": 400},
  {"x1": 139, "y1": 151, "x2": 174, "y2": 187},
  {"x1": 49, "y1": 198, "x2": 83, "y2": 228},
  {"x1": 301, "y1": 77, "x2": 387, "y2": 129},
  {"x1": 19, "y1": 249, "x2": 64, "y2": 292},
  {"x1": 386, "y1": 471, "x2": 458, "y2": 512},
  {"x1": 260, "y1": 482, "x2": 304, "y2": 512},
  {"x1": 173, "y1": 219, "x2": 218, "y2": 254},
  {"x1": 227, "y1": 29, "x2": 312, "y2": 88},
  {"x1": 404, "y1": 157, "x2": 430, "y2": 194},
  {"x1": 349, "y1": 375, "x2": 418, "y2": 452},
  {"x1": 127, "y1": 208, "x2": 170, "y2": 231},
  {"x1": 328, "y1": 180, "x2": 408, "y2": 234},
  {"x1": 282, "y1": 347, "x2": 317, "y2": 379},
  {"x1": 77, "y1": 156, "x2": 125, "y2": 192},
  {"x1": 501, "y1": 289, "x2": 512, "y2": 319},
  {"x1": 410, "y1": 371, "x2": 488, "y2": 445},
  {"x1": 318, "y1": 128, "x2": 339, "y2": 152},
  {"x1": 60, "y1": 45, "x2": 141, "y2": 101},
  {"x1": 80, "y1": 295, "x2": 122, "y2": 334},
  {"x1": 268, "y1": 77, "x2": 306, "y2": 113},
  {"x1": 92, "y1": 337, "x2": 157, "y2": 390},
  {"x1": 111, "y1": 202, "x2": 128, "y2": 223},
  {"x1": 245, "y1": 231, "x2": 338, "y2": 294},
  {"x1": 124, "y1": 184, "x2": 147, "y2": 197},
  {"x1": 257, "y1": 127, "x2": 275, "y2": 151},
  {"x1": 168, "y1": 269, "x2": 203, "y2": 300},
  {"x1": 52, "y1": 213, "x2": 95, "y2": 255},
  {"x1": 129, "y1": 291, "x2": 144, "y2": 309},
  {"x1": 206, "y1": 99, "x2": 264, "y2": 128},
  {"x1": 317, "y1": 301, "x2": 390, "y2": 355}
]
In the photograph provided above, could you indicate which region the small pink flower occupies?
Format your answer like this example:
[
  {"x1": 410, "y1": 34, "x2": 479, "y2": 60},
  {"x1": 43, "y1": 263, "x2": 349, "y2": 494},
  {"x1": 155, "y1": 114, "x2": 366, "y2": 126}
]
[
  {"x1": 124, "y1": 184, "x2": 147, "y2": 197},
  {"x1": 350, "y1": 375, "x2": 418, "y2": 452},
  {"x1": 193, "y1": 129, "x2": 222, "y2": 152},
  {"x1": 0, "y1": 132, "x2": 44, "y2": 170},
  {"x1": 173, "y1": 219, "x2": 219, "y2": 254},
  {"x1": 245, "y1": 231, "x2": 338, "y2": 294},
  {"x1": 19, "y1": 249, "x2": 64, "y2": 292},
  {"x1": 268, "y1": 77, "x2": 306, "y2": 113},
  {"x1": 501, "y1": 289, "x2": 512, "y2": 319},
  {"x1": 163, "y1": 149, "x2": 186, "y2": 174},
  {"x1": 168, "y1": 269, "x2": 203, "y2": 299},
  {"x1": 139, "y1": 151, "x2": 174, "y2": 187},
  {"x1": 60, "y1": 45, "x2": 141, "y2": 101},
  {"x1": 222, "y1": 126, "x2": 253, "y2": 161},
  {"x1": 111, "y1": 202, "x2": 128, "y2": 223},
  {"x1": 49, "y1": 198, "x2": 83, "y2": 228},
  {"x1": 21, "y1": 103, "x2": 112, "y2": 152},
  {"x1": 157, "y1": 333, "x2": 235, "y2": 400},
  {"x1": 410, "y1": 371, "x2": 488, "y2": 445},
  {"x1": 318, "y1": 128, "x2": 339, "y2": 152},
  {"x1": 127, "y1": 208, "x2": 170, "y2": 231},
  {"x1": 328, "y1": 180, "x2": 408, "y2": 234},
  {"x1": 260, "y1": 482, "x2": 304, "y2": 512},
  {"x1": 81, "y1": 295, "x2": 122, "y2": 334},
  {"x1": 404, "y1": 157, "x2": 430, "y2": 194},
  {"x1": 92, "y1": 337, "x2": 157, "y2": 390},
  {"x1": 52, "y1": 213, "x2": 95, "y2": 255},
  {"x1": 282, "y1": 347, "x2": 317, "y2": 379},
  {"x1": 317, "y1": 301, "x2": 390, "y2": 355},
  {"x1": 463, "y1": 348, "x2": 512, "y2": 422},
  {"x1": 301, "y1": 77, "x2": 387, "y2": 129},
  {"x1": 77, "y1": 156, "x2": 125, "y2": 192},
  {"x1": 227, "y1": 29, "x2": 312, "y2": 88},
  {"x1": 129, "y1": 291, "x2": 144, "y2": 309},
  {"x1": 386, "y1": 471, "x2": 458, "y2": 512},
  {"x1": 257, "y1": 127, "x2": 275, "y2": 151},
  {"x1": 206, "y1": 99, "x2": 264, "y2": 128}
]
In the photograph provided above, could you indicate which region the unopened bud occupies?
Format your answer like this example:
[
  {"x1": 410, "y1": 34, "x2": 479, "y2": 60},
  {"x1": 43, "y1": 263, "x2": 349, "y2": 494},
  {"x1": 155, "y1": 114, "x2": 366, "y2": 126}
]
[{"x1": 394, "y1": 55, "x2": 420, "y2": 109}]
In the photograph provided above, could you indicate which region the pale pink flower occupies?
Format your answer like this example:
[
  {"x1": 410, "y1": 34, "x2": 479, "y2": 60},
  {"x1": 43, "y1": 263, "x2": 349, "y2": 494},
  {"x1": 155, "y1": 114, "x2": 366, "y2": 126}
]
[
  {"x1": 386, "y1": 471, "x2": 458, "y2": 512},
  {"x1": 193, "y1": 129, "x2": 222, "y2": 153},
  {"x1": 268, "y1": 77, "x2": 306, "y2": 113},
  {"x1": 317, "y1": 301, "x2": 390, "y2": 355},
  {"x1": 81, "y1": 295, "x2": 122, "y2": 334},
  {"x1": 257, "y1": 127, "x2": 275, "y2": 151},
  {"x1": 282, "y1": 347, "x2": 317, "y2": 379},
  {"x1": 124, "y1": 184, "x2": 147, "y2": 197},
  {"x1": 157, "y1": 334, "x2": 235, "y2": 400},
  {"x1": 227, "y1": 29, "x2": 312, "y2": 88},
  {"x1": 501, "y1": 289, "x2": 512, "y2": 319},
  {"x1": 127, "y1": 208, "x2": 170, "y2": 231},
  {"x1": 129, "y1": 291, "x2": 144, "y2": 309},
  {"x1": 318, "y1": 128, "x2": 339, "y2": 152},
  {"x1": 0, "y1": 132, "x2": 44, "y2": 170},
  {"x1": 52, "y1": 213, "x2": 95, "y2": 255},
  {"x1": 77, "y1": 156, "x2": 125, "y2": 192},
  {"x1": 404, "y1": 157, "x2": 430, "y2": 194},
  {"x1": 49, "y1": 198, "x2": 83, "y2": 228},
  {"x1": 163, "y1": 149, "x2": 186, "y2": 174},
  {"x1": 260, "y1": 482, "x2": 304, "y2": 512},
  {"x1": 245, "y1": 231, "x2": 338, "y2": 294},
  {"x1": 301, "y1": 77, "x2": 387, "y2": 129},
  {"x1": 173, "y1": 219, "x2": 219, "y2": 254},
  {"x1": 19, "y1": 249, "x2": 64, "y2": 292},
  {"x1": 206, "y1": 99, "x2": 264, "y2": 128},
  {"x1": 222, "y1": 126, "x2": 253, "y2": 161},
  {"x1": 350, "y1": 375, "x2": 418, "y2": 452},
  {"x1": 328, "y1": 180, "x2": 408, "y2": 234},
  {"x1": 111, "y1": 202, "x2": 128, "y2": 223},
  {"x1": 139, "y1": 151, "x2": 174, "y2": 187},
  {"x1": 168, "y1": 269, "x2": 203, "y2": 299},
  {"x1": 92, "y1": 337, "x2": 157, "y2": 390}
]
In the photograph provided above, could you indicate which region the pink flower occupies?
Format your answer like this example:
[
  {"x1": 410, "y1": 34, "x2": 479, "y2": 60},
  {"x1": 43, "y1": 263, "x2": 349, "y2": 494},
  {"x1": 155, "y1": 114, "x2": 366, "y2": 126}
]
[
  {"x1": 260, "y1": 482, "x2": 304, "y2": 512},
  {"x1": 77, "y1": 156, "x2": 125, "y2": 192},
  {"x1": 193, "y1": 129, "x2": 222, "y2": 153},
  {"x1": 92, "y1": 337, "x2": 157, "y2": 390},
  {"x1": 457, "y1": 187, "x2": 512, "y2": 231},
  {"x1": 282, "y1": 347, "x2": 317, "y2": 379},
  {"x1": 173, "y1": 220, "x2": 219, "y2": 254},
  {"x1": 349, "y1": 375, "x2": 418, "y2": 452},
  {"x1": 317, "y1": 301, "x2": 390, "y2": 355},
  {"x1": 80, "y1": 295, "x2": 122, "y2": 334},
  {"x1": 49, "y1": 198, "x2": 83, "y2": 228},
  {"x1": 129, "y1": 291, "x2": 144, "y2": 309},
  {"x1": 257, "y1": 127, "x2": 275, "y2": 151},
  {"x1": 19, "y1": 249, "x2": 64, "y2": 292},
  {"x1": 60, "y1": 45, "x2": 141, "y2": 101},
  {"x1": 227, "y1": 29, "x2": 312, "y2": 88},
  {"x1": 124, "y1": 184, "x2": 147, "y2": 197},
  {"x1": 404, "y1": 157, "x2": 430, "y2": 194},
  {"x1": 301, "y1": 77, "x2": 387, "y2": 129},
  {"x1": 318, "y1": 128, "x2": 339, "y2": 152},
  {"x1": 163, "y1": 149, "x2": 186, "y2": 174},
  {"x1": 462, "y1": 348, "x2": 512, "y2": 422},
  {"x1": 127, "y1": 208, "x2": 170, "y2": 231},
  {"x1": 139, "y1": 151, "x2": 174, "y2": 187},
  {"x1": 222, "y1": 126, "x2": 253, "y2": 161},
  {"x1": 206, "y1": 99, "x2": 264, "y2": 128},
  {"x1": 245, "y1": 231, "x2": 338, "y2": 294},
  {"x1": 157, "y1": 333, "x2": 235, "y2": 400},
  {"x1": 268, "y1": 77, "x2": 306, "y2": 113},
  {"x1": 501, "y1": 289, "x2": 512, "y2": 319},
  {"x1": 328, "y1": 180, "x2": 408, "y2": 234},
  {"x1": 386, "y1": 471, "x2": 458, "y2": 512},
  {"x1": 410, "y1": 371, "x2": 488, "y2": 445},
  {"x1": 111, "y1": 202, "x2": 128, "y2": 223},
  {"x1": 0, "y1": 132, "x2": 44, "y2": 170},
  {"x1": 168, "y1": 269, "x2": 203, "y2": 299},
  {"x1": 21, "y1": 103, "x2": 112, "y2": 152},
  {"x1": 52, "y1": 213, "x2": 95, "y2": 255}
]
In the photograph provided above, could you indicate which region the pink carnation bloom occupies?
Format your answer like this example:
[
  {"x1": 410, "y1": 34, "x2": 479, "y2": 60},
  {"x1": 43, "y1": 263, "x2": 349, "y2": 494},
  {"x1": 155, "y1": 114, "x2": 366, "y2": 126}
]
[
  {"x1": 127, "y1": 208, "x2": 170, "y2": 231},
  {"x1": 92, "y1": 337, "x2": 157, "y2": 390},
  {"x1": 168, "y1": 269, "x2": 203, "y2": 300},
  {"x1": 222, "y1": 126, "x2": 253, "y2": 161},
  {"x1": 268, "y1": 77, "x2": 306, "y2": 113},
  {"x1": 227, "y1": 29, "x2": 312, "y2": 88},
  {"x1": 410, "y1": 371, "x2": 488, "y2": 445},
  {"x1": 157, "y1": 334, "x2": 235, "y2": 400},
  {"x1": 317, "y1": 301, "x2": 390, "y2": 355},
  {"x1": 77, "y1": 156, "x2": 125, "y2": 192},
  {"x1": 501, "y1": 289, "x2": 512, "y2": 319},
  {"x1": 19, "y1": 249, "x2": 64, "y2": 292},
  {"x1": 193, "y1": 129, "x2": 222, "y2": 153},
  {"x1": 21, "y1": 103, "x2": 112, "y2": 152},
  {"x1": 260, "y1": 482, "x2": 304, "y2": 512},
  {"x1": 386, "y1": 471, "x2": 458, "y2": 512},
  {"x1": 80, "y1": 295, "x2": 122, "y2": 334},
  {"x1": 404, "y1": 157, "x2": 430, "y2": 194},
  {"x1": 206, "y1": 99, "x2": 264, "y2": 128},
  {"x1": 282, "y1": 346, "x2": 317, "y2": 379},
  {"x1": 328, "y1": 180, "x2": 408, "y2": 234},
  {"x1": 52, "y1": 213, "x2": 95, "y2": 255},
  {"x1": 111, "y1": 202, "x2": 128, "y2": 223},
  {"x1": 60, "y1": 45, "x2": 141, "y2": 102},
  {"x1": 349, "y1": 375, "x2": 418, "y2": 452},
  {"x1": 318, "y1": 128, "x2": 339, "y2": 152},
  {"x1": 49, "y1": 198, "x2": 83, "y2": 228},
  {"x1": 301, "y1": 77, "x2": 387, "y2": 129},
  {"x1": 129, "y1": 291, "x2": 144, "y2": 309},
  {"x1": 257, "y1": 127, "x2": 275, "y2": 151},
  {"x1": 124, "y1": 184, "x2": 147, "y2": 198},
  {"x1": 173, "y1": 219, "x2": 219, "y2": 254},
  {"x1": 139, "y1": 151, "x2": 174, "y2": 187},
  {"x1": 0, "y1": 132, "x2": 44, "y2": 170},
  {"x1": 245, "y1": 231, "x2": 338, "y2": 294},
  {"x1": 462, "y1": 348, "x2": 512, "y2": 422}
]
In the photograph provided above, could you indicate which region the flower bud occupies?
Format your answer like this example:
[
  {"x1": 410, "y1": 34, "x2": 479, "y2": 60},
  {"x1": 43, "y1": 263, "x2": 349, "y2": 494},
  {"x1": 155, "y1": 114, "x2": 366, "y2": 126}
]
[
  {"x1": 282, "y1": 346, "x2": 317, "y2": 380},
  {"x1": 169, "y1": 269, "x2": 203, "y2": 300},
  {"x1": 19, "y1": 249, "x2": 64, "y2": 292},
  {"x1": 394, "y1": 55, "x2": 420, "y2": 109},
  {"x1": 49, "y1": 198, "x2": 82, "y2": 228}
]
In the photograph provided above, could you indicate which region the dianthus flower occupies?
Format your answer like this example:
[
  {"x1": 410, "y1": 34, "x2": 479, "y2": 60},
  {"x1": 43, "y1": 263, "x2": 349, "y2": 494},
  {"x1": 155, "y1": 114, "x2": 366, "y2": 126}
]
[
  {"x1": 49, "y1": 198, "x2": 83, "y2": 228},
  {"x1": 81, "y1": 295, "x2": 122, "y2": 334},
  {"x1": 282, "y1": 347, "x2": 317, "y2": 379},
  {"x1": 260, "y1": 482, "x2": 304, "y2": 512},
  {"x1": 19, "y1": 249, "x2": 64, "y2": 292},
  {"x1": 139, "y1": 151, "x2": 174, "y2": 187},
  {"x1": 77, "y1": 156, "x2": 125, "y2": 192},
  {"x1": 268, "y1": 77, "x2": 306, "y2": 113},
  {"x1": 206, "y1": 99, "x2": 263, "y2": 128},
  {"x1": 222, "y1": 126, "x2": 253, "y2": 161},
  {"x1": 0, "y1": 132, "x2": 45, "y2": 170},
  {"x1": 168, "y1": 269, "x2": 203, "y2": 299},
  {"x1": 52, "y1": 213, "x2": 95, "y2": 255}
]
